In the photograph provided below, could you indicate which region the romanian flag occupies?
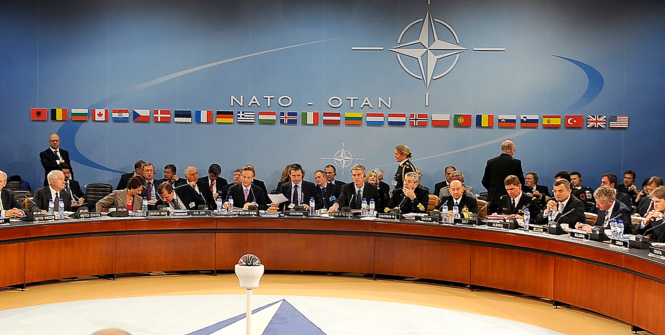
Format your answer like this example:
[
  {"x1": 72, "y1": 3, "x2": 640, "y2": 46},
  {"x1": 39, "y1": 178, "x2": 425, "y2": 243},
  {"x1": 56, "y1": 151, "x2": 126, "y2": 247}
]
[
  {"x1": 31, "y1": 108, "x2": 48, "y2": 121},
  {"x1": 543, "y1": 115, "x2": 561, "y2": 128},
  {"x1": 301, "y1": 112, "x2": 319, "y2": 125},
  {"x1": 475, "y1": 114, "x2": 494, "y2": 128},
  {"x1": 453, "y1": 114, "x2": 472, "y2": 127},
  {"x1": 51, "y1": 109, "x2": 68, "y2": 121},
  {"x1": 216, "y1": 111, "x2": 234, "y2": 124},
  {"x1": 345, "y1": 112, "x2": 362, "y2": 125},
  {"x1": 71, "y1": 109, "x2": 88, "y2": 121}
]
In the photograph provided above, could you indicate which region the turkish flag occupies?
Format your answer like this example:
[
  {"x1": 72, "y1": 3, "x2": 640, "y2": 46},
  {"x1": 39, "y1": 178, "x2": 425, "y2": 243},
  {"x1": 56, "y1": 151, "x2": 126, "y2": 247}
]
[{"x1": 565, "y1": 115, "x2": 584, "y2": 128}]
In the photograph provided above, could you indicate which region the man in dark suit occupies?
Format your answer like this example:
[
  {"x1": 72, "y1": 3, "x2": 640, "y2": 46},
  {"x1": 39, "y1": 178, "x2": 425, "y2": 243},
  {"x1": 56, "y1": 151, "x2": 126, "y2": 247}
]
[
  {"x1": 496, "y1": 175, "x2": 541, "y2": 218},
  {"x1": 198, "y1": 164, "x2": 228, "y2": 201},
  {"x1": 164, "y1": 164, "x2": 187, "y2": 188},
  {"x1": 481, "y1": 140, "x2": 525, "y2": 213},
  {"x1": 635, "y1": 186, "x2": 665, "y2": 242},
  {"x1": 636, "y1": 176, "x2": 664, "y2": 217},
  {"x1": 440, "y1": 180, "x2": 479, "y2": 216},
  {"x1": 156, "y1": 181, "x2": 206, "y2": 210},
  {"x1": 184, "y1": 166, "x2": 216, "y2": 210},
  {"x1": 570, "y1": 171, "x2": 595, "y2": 212},
  {"x1": 0, "y1": 170, "x2": 26, "y2": 218},
  {"x1": 434, "y1": 166, "x2": 455, "y2": 199},
  {"x1": 40, "y1": 133, "x2": 71, "y2": 186},
  {"x1": 576, "y1": 186, "x2": 632, "y2": 233},
  {"x1": 245, "y1": 164, "x2": 269, "y2": 197},
  {"x1": 117, "y1": 160, "x2": 145, "y2": 190},
  {"x1": 31, "y1": 170, "x2": 72, "y2": 213},
  {"x1": 617, "y1": 170, "x2": 639, "y2": 204},
  {"x1": 385, "y1": 172, "x2": 429, "y2": 214},
  {"x1": 140, "y1": 162, "x2": 164, "y2": 204},
  {"x1": 329, "y1": 164, "x2": 381, "y2": 212},
  {"x1": 524, "y1": 171, "x2": 551, "y2": 209},
  {"x1": 224, "y1": 166, "x2": 267, "y2": 210},
  {"x1": 60, "y1": 163, "x2": 85, "y2": 209},
  {"x1": 221, "y1": 168, "x2": 242, "y2": 202},
  {"x1": 599, "y1": 173, "x2": 632, "y2": 210},
  {"x1": 374, "y1": 168, "x2": 391, "y2": 200},
  {"x1": 325, "y1": 165, "x2": 346, "y2": 187},
  {"x1": 314, "y1": 170, "x2": 340, "y2": 209},
  {"x1": 272, "y1": 164, "x2": 322, "y2": 211},
  {"x1": 535, "y1": 179, "x2": 585, "y2": 227}
]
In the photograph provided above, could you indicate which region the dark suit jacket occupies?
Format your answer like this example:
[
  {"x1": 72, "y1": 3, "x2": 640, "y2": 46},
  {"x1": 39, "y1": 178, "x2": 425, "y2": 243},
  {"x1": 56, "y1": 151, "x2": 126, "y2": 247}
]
[
  {"x1": 332, "y1": 180, "x2": 346, "y2": 187},
  {"x1": 40, "y1": 148, "x2": 71, "y2": 186},
  {"x1": 481, "y1": 153, "x2": 524, "y2": 209},
  {"x1": 638, "y1": 197, "x2": 653, "y2": 217},
  {"x1": 334, "y1": 182, "x2": 381, "y2": 210},
  {"x1": 379, "y1": 181, "x2": 390, "y2": 196},
  {"x1": 277, "y1": 180, "x2": 323, "y2": 211},
  {"x1": 439, "y1": 194, "x2": 479, "y2": 214},
  {"x1": 615, "y1": 192, "x2": 633, "y2": 211},
  {"x1": 393, "y1": 159, "x2": 416, "y2": 190},
  {"x1": 198, "y1": 176, "x2": 229, "y2": 196},
  {"x1": 536, "y1": 195, "x2": 585, "y2": 226},
  {"x1": 226, "y1": 183, "x2": 268, "y2": 210},
  {"x1": 192, "y1": 179, "x2": 216, "y2": 210},
  {"x1": 318, "y1": 182, "x2": 341, "y2": 209},
  {"x1": 116, "y1": 172, "x2": 135, "y2": 190},
  {"x1": 252, "y1": 179, "x2": 269, "y2": 199},
  {"x1": 497, "y1": 192, "x2": 541, "y2": 218},
  {"x1": 433, "y1": 180, "x2": 449, "y2": 200},
  {"x1": 156, "y1": 184, "x2": 206, "y2": 210},
  {"x1": 1, "y1": 189, "x2": 26, "y2": 213},
  {"x1": 141, "y1": 179, "x2": 166, "y2": 201},
  {"x1": 31, "y1": 186, "x2": 72, "y2": 213},
  {"x1": 594, "y1": 200, "x2": 633, "y2": 234},
  {"x1": 525, "y1": 184, "x2": 551, "y2": 209},
  {"x1": 636, "y1": 218, "x2": 665, "y2": 242},
  {"x1": 617, "y1": 184, "x2": 639, "y2": 203},
  {"x1": 386, "y1": 185, "x2": 430, "y2": 214},
  {"x1": 65, "y1": 179, "x2": 85, "y2": 200}
]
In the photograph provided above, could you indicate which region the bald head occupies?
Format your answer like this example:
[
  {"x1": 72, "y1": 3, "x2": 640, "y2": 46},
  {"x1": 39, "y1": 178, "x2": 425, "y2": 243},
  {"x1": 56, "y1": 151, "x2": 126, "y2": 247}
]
[
  {"x1": 501, "y1": 140, "x2": 515, "y2": 156},
  {"x1": 92, "y1": 329, "x2": 131, "y2": 335},
  {"x1": 449, "y1": 180, "x2": 466, "y2": 200}
]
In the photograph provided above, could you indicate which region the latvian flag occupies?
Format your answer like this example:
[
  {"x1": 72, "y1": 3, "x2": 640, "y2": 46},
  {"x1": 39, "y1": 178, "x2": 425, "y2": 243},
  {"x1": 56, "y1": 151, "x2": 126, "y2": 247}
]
[
  {"x1": 216, "y1": 111, "x2": 233, "y2": 124},
  {"x1": 259, "y1": 111, "x2": 277, "y2": 124},
  {"x1": 280, "y1": 111, "x2": 298, "y2": 124},
  {"x1": 153, "y1": 110, "x2": 171, "y2": 123},
  {"x1": 475, "y1": 114, "x2": 494, "y2": 128},
  {"x1": 587, "y1": 115, "x2": 606, "y2": 128},
  {"x1": 431, "y1": 114, "x2": 450, "y2": 127},
  {"x1": 195, "y1": 110, "x2": 213, "y2": 123},
  {"x1": 520, "y1": 115, "x2": 539, "y2": 128},
  {"x1": 410, "y1": 113, "x2": 428, "y2": 126},
  {"x1": 92, "y1": 109, "x2": 108, "y2": 122},
  {"x1": 388, "y1": 113, "x2": 406, "y2": 126},
  {"x1": 112, "y1": 109, "x2": 129, "y2": 122},
  {"x1": 51, "y1": 109, "x2": 68, "y2": 121},
  {"x1": 345, "y1": 113, "x2": 362, "y2": 125},
  {"x1": 366, "y1": 113, "x2": 384, "y2": 126},
  {"x1": 609, "y1": 115, "x2": 628, "y2": 129},
  {"x1": 497, "y1": 115, "x2": 516, "y2": 128},
  {"x1": 133, "y1": 109, "x2": 150, "y2": 122},
  {"x1": 31, "y1": 108, "x2": 48, "y2": 121},
  {"x1": 301, "y1": 112, "x2": 319, "y2": 125},
  {"x1": 542, "y1": 115, "x2": 561, "y2": 128},
  {"x1": 323, "y1": 112, "x2": 341, "y2": 125},
  {"x1": 71, "y1": 109, "x2": 89, "y2": 121},
  {"x1": 237, "y1": 111, "x2": 255, "y2": 123},
  {"x1": 174, "y1": 110, "x2": 192, "y2": 123}
]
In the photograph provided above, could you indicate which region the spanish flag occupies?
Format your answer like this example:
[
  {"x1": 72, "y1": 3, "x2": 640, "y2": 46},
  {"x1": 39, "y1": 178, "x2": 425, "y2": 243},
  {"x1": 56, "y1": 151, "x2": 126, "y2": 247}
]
[
  {"x1": 51, "y1": 108, "x2": 68, "y2": 121},
  {"x1": 543, "y1": 115, "x2": 561, "y2": 128}
]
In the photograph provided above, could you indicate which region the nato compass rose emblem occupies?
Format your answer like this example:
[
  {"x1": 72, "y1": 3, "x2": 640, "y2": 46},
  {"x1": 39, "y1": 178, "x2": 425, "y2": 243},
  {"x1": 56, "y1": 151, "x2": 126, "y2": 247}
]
[{"x1": 322, "y1": 143, "x2": 365, "y2": 172}]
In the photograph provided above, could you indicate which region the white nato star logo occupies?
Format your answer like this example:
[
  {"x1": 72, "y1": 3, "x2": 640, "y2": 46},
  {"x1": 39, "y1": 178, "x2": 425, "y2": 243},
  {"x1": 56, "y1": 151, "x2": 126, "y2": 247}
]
[
  {"x1": 389, "y1": 12, "x2": 466, "y2": 88},
  {"x1": 322, "y1": 143, "x2": 365, "y2": 172}
]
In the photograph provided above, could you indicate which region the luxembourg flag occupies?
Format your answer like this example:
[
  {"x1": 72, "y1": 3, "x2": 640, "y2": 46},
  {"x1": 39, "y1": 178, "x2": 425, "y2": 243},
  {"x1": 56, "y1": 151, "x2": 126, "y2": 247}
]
[{"x1": 196, "y1": 110, "x2": 213, "y2": 123}]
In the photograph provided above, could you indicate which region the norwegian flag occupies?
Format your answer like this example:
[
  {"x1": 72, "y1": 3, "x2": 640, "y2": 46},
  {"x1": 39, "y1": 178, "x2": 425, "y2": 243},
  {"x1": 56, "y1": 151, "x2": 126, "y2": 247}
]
[
  {"x1": 154, "y1": 110, "x2": 171, "y2": 123},
  {"x1": 410, "y1": 113, "x2": 428, "y2": 126},
  {"x1": 587, "y1": 115, "x2": 606, "y2": 129}
]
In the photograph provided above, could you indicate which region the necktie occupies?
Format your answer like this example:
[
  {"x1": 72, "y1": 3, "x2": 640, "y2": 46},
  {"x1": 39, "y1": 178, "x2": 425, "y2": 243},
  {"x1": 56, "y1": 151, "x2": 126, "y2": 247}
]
[
  {"x1": 604, "y1": 210, "x2": 611, "y2": 227},
  {"x1": 293, "y1": 185, "x2": 299, "y2": 205},
  {"x1": 511, "y1": 198, "x2": 516, "y2": 211},
  {"x1": 356, "y1": 190, "x2": 362, "y2": 208},
  {"x1": 321, "y1": 186, "x2": 326, "y2": 199},
  {"x1": 172, "y1": 197, "x2": 181, "y2": 209},
  {"x1": 147, "y1": 182, "x2": 153, "y2": 200},
  {"x1": 54, "y1": 150, "x2": 61, "y2": 160},
  {"x1": 210, "y1": 180, "x2": 214, "y2": 193},
  {"x1": 65, "y1": 182, "x2": 72, "y2": 195},
  {"x1": 244, "y1": 188, "x2": 249, "y2": 201},
  {"x1": 54, "y1": 192, "x2": 60, "y2": 211}
]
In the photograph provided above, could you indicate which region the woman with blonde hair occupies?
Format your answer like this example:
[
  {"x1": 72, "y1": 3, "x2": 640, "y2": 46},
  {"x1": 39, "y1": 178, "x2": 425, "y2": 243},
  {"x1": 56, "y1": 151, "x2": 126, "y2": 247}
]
[{"x1": 393, "y1": 145, "x2": 416, "y2": 190}]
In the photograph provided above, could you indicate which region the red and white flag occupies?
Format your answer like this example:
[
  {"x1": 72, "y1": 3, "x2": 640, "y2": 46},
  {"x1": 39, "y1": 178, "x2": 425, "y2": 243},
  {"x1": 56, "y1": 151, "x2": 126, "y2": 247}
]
[
  {"x1": 154, "y1": 110, "x2": 171, "y2": 123},
  {"x1": 92, "y1": 109, "x2": 108, "y2": 122}
]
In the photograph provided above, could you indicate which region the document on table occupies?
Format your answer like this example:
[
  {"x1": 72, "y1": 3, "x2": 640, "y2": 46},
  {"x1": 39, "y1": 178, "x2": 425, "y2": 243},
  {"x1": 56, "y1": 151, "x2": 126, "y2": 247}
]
[{"x1": 268, "y1": 194, "x2": 289, "y2": 204}]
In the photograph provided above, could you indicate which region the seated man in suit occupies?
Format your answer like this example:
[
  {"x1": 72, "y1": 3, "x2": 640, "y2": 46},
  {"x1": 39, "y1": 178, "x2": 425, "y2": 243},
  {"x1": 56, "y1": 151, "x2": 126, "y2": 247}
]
[
  {"x1": 570, "y1": 171, "x2": 595, "y2": 212},
  {"x1": 535, "y1": 179, "x2": 585, "y2": 227},
  {"x1": 31, "y1": 170, "x2": 72, "y2": 214},
  {"x1": 495, "y1": 175, "x2": 541, "y2": 219},
  {"x1": 140, "y1": 162, "x2": 163, "y2": 203},
  {"x1": 60, "y1": 163, "x2": 85, "y2": 209},
  {"x1": 324, "y1": 164, "x2": 345, "y2": 187},
  {"x1": 374, "y1": 168, "x2": 391, "y2": 201},
  {"x1": 314, "y1": 169, "x2": 340, "y2": 209},
  {"x1": 272, "y1": 163, "x2": 322, "y2": 211},
  {"x1": 0, "y1": 170, "x2": 26, "y2": 218},
  {"x1": 575, "y1": 186, "x2": 632, "y2": 233},
  {"x1": 184, "y1": 166, "x2": 215, "y2": 210},
  {"x1": 635, "y1": 186, "x2": 665, "y2": 242},
  {"x1": 385, "y1": 172, "x2": 429, "y2": 214},
  {"x1": 434, "y1": 165, "x2": 455, "y2": 200},
  {"x1": 617, "y1": 170, "x2": 639, "y2": 204},
  {"x1": 438, "y1": 171, "x2": 476, "y2": 200},
  {"x1": 199, "y1": 164, "x2": 228, "y2": 201},
  {"x1": 156, "y1": 181, "x2": 206, "y2": 210},
  {"x1": 439, "y1": 180, "x2": 478, "y2": 217},
  {"x1": 221, "y1": 168, "x2": 242, "y2": 201},
  {"x1": 117, "y1": 160, "x2": 145, "y2": 190},
  {"x1": 636, "y1": 176, "x2": 664, "y2": 217},
  {"x1": 329, "y1": 164, "x2": 380, "y2": 212},
  {"x1": 524, "y1": 171, "x2": 551, "y2": 209},
  {"x1": 164, "y1": 164, "x2": 186, "y2": 188},
  {"x1": 599, "y1": 173, "x2": 632, "y2": 210},
  {"x1": 244, "y1": 164, "x2": 269, "y2": 197},
  {"x1": 223, "y1": 165, "x2": 267, "y2": 210}
]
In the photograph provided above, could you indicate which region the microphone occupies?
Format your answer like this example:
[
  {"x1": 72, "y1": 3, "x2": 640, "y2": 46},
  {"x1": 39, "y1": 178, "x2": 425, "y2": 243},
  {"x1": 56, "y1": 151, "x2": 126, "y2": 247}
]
[
  {"x1": 396, "y1": 191, "x2": 408, "y2": 209},
  {"x1": 554, "y1": 208, "x2": 575, "y2": 225},
  {"x1": 349, "y1": 192, "x2": 355, "y2": 209},
  {"x1": 636, "y1": 217, "x2": 665, "y2": 241},
  {"x1": 477, "y1": 201, "x2": 489, "y2": 214}
]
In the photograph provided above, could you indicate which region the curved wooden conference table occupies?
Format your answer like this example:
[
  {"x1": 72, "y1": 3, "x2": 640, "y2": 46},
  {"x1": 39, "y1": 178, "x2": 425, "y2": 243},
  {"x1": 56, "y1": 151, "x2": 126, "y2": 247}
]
[{"x1": 0, "y1": 215, "x2": 664, "y2": 334}]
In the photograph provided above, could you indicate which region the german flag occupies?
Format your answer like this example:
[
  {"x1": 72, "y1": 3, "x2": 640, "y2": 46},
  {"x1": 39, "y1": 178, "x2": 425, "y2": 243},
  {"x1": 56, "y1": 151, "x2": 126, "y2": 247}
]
[
  {"x1": 216, "y1": 111, "x2": 233, "y2": 124},
  {"x1": 51, "y1": 109, "x2": 68, "y2": 121}
]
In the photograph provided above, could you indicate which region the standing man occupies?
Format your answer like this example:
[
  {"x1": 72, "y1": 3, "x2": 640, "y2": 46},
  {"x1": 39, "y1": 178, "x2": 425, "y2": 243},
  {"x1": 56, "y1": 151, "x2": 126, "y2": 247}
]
[
  {"x1": 385, "y1": 172, "x2": 429, "y2": 214},
  {"x1": 314, "y1": 170, "x2": 340, "y2": 209},
  {"x1": 535, "y1": 179, "x2": 585, "y2": 226},
  {"x1": 434, "y1": 166, "x2": 456, "y2": 200},
  {"x1": 224, "y1": 166, "x2": 267, "y2": 210},
  {"x1": 272, "y1": 164, "x2": 322, "y2": 211},
  {"x1": 481, "y1": 140, "x2": 525, "y2": 213},
  {"x1": 495, "y1": 175, "x2": 541, "y2": 218},
  {"x1": 40, "y1": 133, "x2": 71, "y2": 186},
  {"x1": 324, "y1": 165, "x2": 345, "y2": 187},
  {"x1": 60, "y1": 163, "x2": 85, "y2": 208},
  {"x1": 31, "y1": 170, "x2": 72, "y2": 213},
  {"x1": 329, "y1": 164, "x2": 380, "y2": 212},
  {"x1": 184, "y1": 166, "x2": 215, "y2": 210},
  {"x1": 0, "y1": 170, "x2": 26, "y2": 218}
]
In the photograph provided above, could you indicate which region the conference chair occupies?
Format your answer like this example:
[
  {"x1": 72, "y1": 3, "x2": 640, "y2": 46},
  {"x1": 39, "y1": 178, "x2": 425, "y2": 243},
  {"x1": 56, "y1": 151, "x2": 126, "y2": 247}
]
[
  {"x1": 477, "y1": 199, "x2": 489, "y2": 220},
  {"x1": 85, "y1": 183, "x2": 113, "y2": 211},
  {"x1": 427, "y1": 195, "x2": 440, "y2": 214},
  {"x1": 584, "y1": 212, "x2": 598, "y2": 225}
]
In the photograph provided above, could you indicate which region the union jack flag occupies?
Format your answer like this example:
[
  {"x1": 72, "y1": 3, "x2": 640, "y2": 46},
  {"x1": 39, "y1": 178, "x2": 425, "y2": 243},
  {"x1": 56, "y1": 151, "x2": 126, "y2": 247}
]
[{"x1": 587, "y1": 115, "x2": 606, "y2": 128}]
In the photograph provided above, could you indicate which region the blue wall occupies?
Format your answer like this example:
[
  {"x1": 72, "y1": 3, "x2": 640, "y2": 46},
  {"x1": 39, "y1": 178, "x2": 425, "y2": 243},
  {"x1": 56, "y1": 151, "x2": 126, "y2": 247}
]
[{"x1": 1, "y1": 0, "x2": 663, "y2": 192}]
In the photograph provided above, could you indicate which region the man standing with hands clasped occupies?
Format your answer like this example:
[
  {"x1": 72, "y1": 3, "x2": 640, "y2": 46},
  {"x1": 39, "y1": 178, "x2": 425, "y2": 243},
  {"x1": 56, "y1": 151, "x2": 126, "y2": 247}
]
[{"x1": 40, "y1": 133, "x2": 71, "y2": 186}]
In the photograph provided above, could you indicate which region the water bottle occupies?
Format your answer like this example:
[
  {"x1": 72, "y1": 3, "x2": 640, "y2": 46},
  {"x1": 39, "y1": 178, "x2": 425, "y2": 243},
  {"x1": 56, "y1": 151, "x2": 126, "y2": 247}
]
[
  {"x1": 216, "y1": 196, "x2": 223, "y2": 215},
  {"x1": 309, "y1": 197, "x2": 315, "y2": 216},
  {"x1": 610, "y1": 219, "x2": 617, "y2": 239},
  {"x1": 227, "y1": 196, "x2": 234, "y2": 216},
  {"x1": 441, "y1": 202, "x2": 448, "y2": 223},
  {"x1": 58, "y1": 199, "x2": 65, "y2": 220},
  {"x1": 453, "y1": 203, "x2": 460, "y2": 221},
  {"x1": 523, "y1": 208, "x2": 530, "y2": 231},
  {"x1": 48, "y1": 199, "x2": 54, "y2": 215},
  {"x1": 369, "y1": 198, "x2": 375, "y2": 217},
  {"x1": 142, "y1": 197, "x2": 148, "y2": 217},
  {"x1": 547, "y1": 210, "x2": 554, "y2": 225},
  {"x1": 618, "y1": 220, "x2": 624, "y2": 240},
  {"x1": 361, "y1": 198, "x2": 368, "y2": 217}
]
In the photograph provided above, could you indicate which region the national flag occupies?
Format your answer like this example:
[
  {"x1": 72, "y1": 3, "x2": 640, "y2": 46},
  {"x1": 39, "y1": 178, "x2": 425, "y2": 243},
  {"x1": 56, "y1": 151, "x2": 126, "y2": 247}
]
[
  {"x1": 587, "y1": 115, "x2": 606, "y2": 129},
  {"x1": 431, "y1": 114, "x2": 450, "y2": 127},
  {"x1": 31, "y1": 108, "x2": 48, "y2": 121},
  {"x1": 497, "y1": 115, "x2": 516, "y2": 128},
  {"x1": 409, "y1": 113, "x2": 428, "y2": 126},
  {"x1": 609, "y1": 115, "x2": 629, "y2": 129},
  {"x1": 153, "y1": 109, "x2": 171, "y2": 123},
  {"x1": 216, "y1": 111, "x2": 234, "y2": 124},
  {"x1": 323, "y1": 112, "x2": 341, "y2": 125},
  {"x1": 92, "y1": 109, "x2": 108, "y2": 122},
  {"x1": 237, "y1": 111, "x2": 255, "y2": 123},
  {"x1": 195, "y1": 110, "x2": 213, "y2": 123},
  {"x1": 112, "y1": 109, "x2": 129, "y2": 121},
  {"x1": 301, "y1": 112, "x2": 319, "y2": 125},
  {"x1": 366, "y1": 113, "x2": 384, "y2": 126},
  {"x1": 71, "y1": 109, "x2": 88, "y2": 121},
  {"x1": 280, "y1": 111, "x2": 298, "y2": 124},
  {"x1": 174, "y1": 110, "x2": 192, "y2": 123},
  {"x1": 388, "y1": 113, "x2": 406, "y2": 126},
  {"x1": 475, "y1": 114, "x2": 494, "y2": 128},
  {"x1": 133, "y1": 109, "x2": 150, "y2": 122},
  {"x1": 520, "y1": 115, "x2": 539, "y2": 128},
  {"x1": 345, "y1": 112, "x2": 362, "y2": 125},
  {"x1": 453, "y1": 114, "x2": 472, "y2": 127},
  {"x1": 51, "y1": 108, "x2": 68, "y2": 121},
  {"x1": 542, "y1": 115, "x2": 561, "y2": 128},
  {"x1": 565, "y1": 115, "x2": 584, "y2": 128},
  {"x1": 259, "y1": 111, "x2": 277, "y2": 124}
]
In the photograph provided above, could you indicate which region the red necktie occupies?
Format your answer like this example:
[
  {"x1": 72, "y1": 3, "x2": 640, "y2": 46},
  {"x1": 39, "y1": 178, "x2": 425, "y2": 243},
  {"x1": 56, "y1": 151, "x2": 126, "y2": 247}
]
[
  {"x1": 210, "y1": 180, "x2": 214, "y2": 193},
  {"x1": 147, "y1": 182, "x2": 152, "y2": 200}
]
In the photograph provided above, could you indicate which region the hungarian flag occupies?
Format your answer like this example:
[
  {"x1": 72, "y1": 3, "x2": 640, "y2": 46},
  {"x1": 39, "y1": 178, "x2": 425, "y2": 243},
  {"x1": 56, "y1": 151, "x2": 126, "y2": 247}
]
[
  {"x1": 174, "y1": 110, "x2": 192, "y2": 123},
  {"x1": 71, "y1": 109, "x2": 88, "y2": 121},
  {"x1": 51, "y1": 108, "x2": 68, "y2": 121},
  {"x1": 388, "y1": 113, "x2": 406, "y2": 126},
  {"x1": 366, "y1": 113, "x2": 384, "y2": 126},
  {"x1": 301, "y1": 112, "x2": 319, "y2": 125},
  {"x1": 112, "y1": 109, "x2": 129, "y2": 121},
  {"x1": 133, "y1": 109, "x2": 150, "y2": 122},
  {"x1": 497, "y1": 115, "x2": 516, "y2": 128},
  {"x1": 431, "y1": 114, "x2": 450, "y2": 127},
  {"x1": 280, "y1": 111, "x2": 298, "y2": 124},
  {"x1": 542, "y1": 115, "x2": 561, "y2": 128},
  {"x1": 259, "y1": 111, "x2": 277, "y2": 124},
  {"x1": 92, "y1": 109, "x2": 108, "y2": 122},
  {"x1": 216, "y1": 111, "x2": 234, "y2": 123},
  {"x1": 564, "y1": 115, "x2": 583, "y2": 128},
  {"x1": 195, "y1": 110, "x2": 213, "y2": 123},
  {"x1": 31, "y1": 108, "x2": 48, "y2": 121},
  {"x1": 153, "y1": 110, "x2": 171, "y2": 123},
  {"x1": 323, "y1": 112, "x2": 341, "y2": 125},
  {"x1": 520, "y1": 115, "x2": 539, "y2": 128},
  {"x1": 475, "y1": 114, "x2": 494, "y2": 128},
  {"x1": 453, "y1": 114, "x2": 471, "y2": 127}
]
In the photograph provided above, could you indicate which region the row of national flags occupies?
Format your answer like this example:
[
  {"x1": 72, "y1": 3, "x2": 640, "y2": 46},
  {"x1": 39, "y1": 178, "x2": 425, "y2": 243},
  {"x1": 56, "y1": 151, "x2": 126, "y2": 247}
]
[{"x1": 30, "y1": 109, "x2": 629, "y2": 129}]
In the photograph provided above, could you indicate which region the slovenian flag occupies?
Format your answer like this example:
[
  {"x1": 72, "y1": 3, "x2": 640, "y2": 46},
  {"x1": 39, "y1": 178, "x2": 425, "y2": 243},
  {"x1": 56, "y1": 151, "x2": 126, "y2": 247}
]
[
  {"x1": 520, "y1": 115, "x2": 539, "y2": 128},
  {"x1": 366, "y1": 113, "x2": 384, "y2": 126},
  {"x1": 301, "y1": 112, "x2": 319, "y2": 125},
  {"x1": 196, "y1": 110, "x2": 213, "y2": 123},
  {"x1": 133, "y1": 109, "x2": 150, "y2": 122}
]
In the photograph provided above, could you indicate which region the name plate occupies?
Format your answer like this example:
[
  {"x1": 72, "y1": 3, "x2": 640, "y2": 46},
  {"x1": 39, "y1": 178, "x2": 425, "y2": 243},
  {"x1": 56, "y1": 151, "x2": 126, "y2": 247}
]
[
  {"x1": 455, "y1": 217, "x2": 480, "y2": 225},
  {"x1": 487, "y1": 220, "x2": 516, "y2": 229},
  {"x1": 377, "y1": 212, "x2": 401, "y2": 220},
  {"x1": 284, "y1": 211, "x2": 309, "y2": 218},
  {"x1": 35, "y1": 214, "x2": 56, "y2": 221},
  {"x1": 188, "y1": 210, "x2": 212, "y2": 217},
  {"x1": 590, "y1": 229, "x2": 610, "y2": 242},
  {"x1": 75, "y1": 212, "x2": 101, "y2": 219},
  {"x1": 417, "y1": 215, "x2": 440, "y2": 223},
  {"x1": 611, "y1": 239, "x2": 630, "y2": 249},
  {"x1": 233, "y1": 210, "x2": 258, "y2": 217},
  {"x1": 650, "y1": 246, "x2": 665, "y2": 257},
  {"x1": 330, "y1": 211, "x2": 354, "y2": 218},
  {"x1": 147, "y1": 210, "x2": 169, "y2": 217},
  {"x1": 528, "y1": 225, "x2": 548, "y2": 233},
  {"x1": 569, "y1": 231, "x2": 591, "y2": 241}
]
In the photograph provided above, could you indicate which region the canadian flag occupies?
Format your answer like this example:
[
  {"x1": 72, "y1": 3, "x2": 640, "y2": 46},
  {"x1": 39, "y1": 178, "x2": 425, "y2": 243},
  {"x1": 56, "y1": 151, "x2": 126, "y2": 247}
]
[{"x1": 93, "y1": 109, "x2": 108, "y2": 122}]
